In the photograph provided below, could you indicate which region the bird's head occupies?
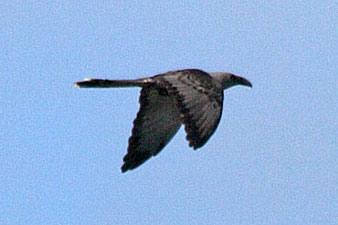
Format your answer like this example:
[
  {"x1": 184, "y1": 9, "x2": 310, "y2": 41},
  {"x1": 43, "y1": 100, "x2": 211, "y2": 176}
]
[{"x1": 209, "y1": 72, "x2": 252, "y2": 90}]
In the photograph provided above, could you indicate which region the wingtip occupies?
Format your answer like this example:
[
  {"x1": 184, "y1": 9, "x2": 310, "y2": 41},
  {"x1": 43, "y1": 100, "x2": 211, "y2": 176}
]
[{"x1": 121, "y1": 166, "x2": 128, "y2": 173}]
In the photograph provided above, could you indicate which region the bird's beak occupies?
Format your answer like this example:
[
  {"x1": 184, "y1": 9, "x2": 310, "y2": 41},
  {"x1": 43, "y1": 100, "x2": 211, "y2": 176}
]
[{"x1": 238, "y1": 77, "x2": 252, "y2": 88}]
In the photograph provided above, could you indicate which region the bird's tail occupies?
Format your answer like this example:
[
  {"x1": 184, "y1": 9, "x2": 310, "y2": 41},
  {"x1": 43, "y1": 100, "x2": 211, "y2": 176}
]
[{"x1": 74, "y1": 78, "x2": 153, "y2": 88}]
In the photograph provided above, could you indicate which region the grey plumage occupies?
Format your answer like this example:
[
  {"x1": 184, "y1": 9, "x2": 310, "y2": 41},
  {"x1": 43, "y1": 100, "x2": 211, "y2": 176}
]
[{"x1": 75, "y1": 69, "x2": 252, "y2": 172}]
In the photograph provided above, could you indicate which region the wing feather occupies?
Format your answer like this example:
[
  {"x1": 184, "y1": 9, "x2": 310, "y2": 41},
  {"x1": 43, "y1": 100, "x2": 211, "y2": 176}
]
[
  {"x1": 121, "y1": 87, "x2": 181, "y2": 172},
  {"x1": 158, "y1": 69, "x2": 224, "y2": 149}
]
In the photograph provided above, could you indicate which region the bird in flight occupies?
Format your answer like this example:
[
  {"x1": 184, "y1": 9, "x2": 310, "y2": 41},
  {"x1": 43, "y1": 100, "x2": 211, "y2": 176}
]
[{"x1": 75, "y1": 69, "x2": 252, "y2": 172}]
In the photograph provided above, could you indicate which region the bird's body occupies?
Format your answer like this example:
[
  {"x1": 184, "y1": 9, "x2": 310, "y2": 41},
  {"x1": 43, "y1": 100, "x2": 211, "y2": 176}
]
[{"x1": 75, "y1": 69, "x2": 252, "y2": 172}]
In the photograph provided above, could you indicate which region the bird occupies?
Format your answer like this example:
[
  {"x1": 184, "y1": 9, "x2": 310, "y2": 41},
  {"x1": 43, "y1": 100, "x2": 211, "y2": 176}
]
[{"x1": 75, "y1": 69, "x2": 252, "y2": 172}]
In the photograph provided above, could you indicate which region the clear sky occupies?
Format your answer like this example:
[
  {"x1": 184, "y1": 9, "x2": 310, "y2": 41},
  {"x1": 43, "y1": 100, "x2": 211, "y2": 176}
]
[{"x1": 1, "y1": 1, "x2": 337, "y2": 225}]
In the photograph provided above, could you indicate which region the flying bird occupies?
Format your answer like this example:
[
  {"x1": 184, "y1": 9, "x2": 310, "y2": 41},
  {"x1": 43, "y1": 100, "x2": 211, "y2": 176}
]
[{"x1": 75, "y1": 69, "x2": 252, "y2": 172}]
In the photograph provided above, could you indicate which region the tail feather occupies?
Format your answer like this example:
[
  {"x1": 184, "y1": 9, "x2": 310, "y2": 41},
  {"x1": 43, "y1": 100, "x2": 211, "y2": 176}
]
[{"x1": 74, "y1": 78, "x2": 153, "y2": 88}]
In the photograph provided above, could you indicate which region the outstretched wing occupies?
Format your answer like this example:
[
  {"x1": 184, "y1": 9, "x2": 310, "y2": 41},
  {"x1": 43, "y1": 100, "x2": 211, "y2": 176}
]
[
  {"x1": 158, "y1": 69, "x2": 224, "y2": 149},
  {"x1": 121, "y1": 87, "x2": 181, "y2": 172}
]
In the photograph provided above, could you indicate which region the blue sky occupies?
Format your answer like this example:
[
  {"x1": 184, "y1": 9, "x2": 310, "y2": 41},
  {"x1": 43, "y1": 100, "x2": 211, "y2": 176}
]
[{"x1": 1, "y1": 1, "x2": 337, "y2": 225}]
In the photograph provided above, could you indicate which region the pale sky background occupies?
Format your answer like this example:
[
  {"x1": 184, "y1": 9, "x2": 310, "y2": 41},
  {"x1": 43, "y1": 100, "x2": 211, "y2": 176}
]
[{"x1": 1, "y1": 1, "x2": 337, "y2": 225}]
